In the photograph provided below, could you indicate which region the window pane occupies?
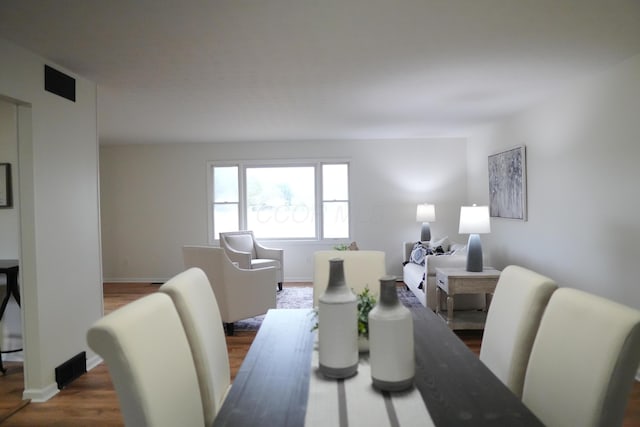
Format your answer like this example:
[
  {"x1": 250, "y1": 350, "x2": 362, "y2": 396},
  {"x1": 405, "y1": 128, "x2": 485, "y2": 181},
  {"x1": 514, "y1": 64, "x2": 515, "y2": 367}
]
[
  {"x1": 323, "y1": 201, "x2": 349, "y2": 238},
  {"x1": 214, "y1": 166, "x2": 238, "y2": 203},
  {"x1": 214, "y1": 204, "x2": 239, "y2": 236},
  {"x1": 323, "y1": 164, "x2": 348, "y2": 200},
  {"x1": 246, "y1": 166, "x2": 315, "y2": 238}
]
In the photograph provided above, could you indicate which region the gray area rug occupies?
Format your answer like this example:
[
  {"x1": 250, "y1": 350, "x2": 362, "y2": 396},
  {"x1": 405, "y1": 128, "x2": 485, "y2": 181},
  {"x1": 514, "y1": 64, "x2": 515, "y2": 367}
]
[{"x1": 234, "y1": 285, "x2": 421, "y2": 331}]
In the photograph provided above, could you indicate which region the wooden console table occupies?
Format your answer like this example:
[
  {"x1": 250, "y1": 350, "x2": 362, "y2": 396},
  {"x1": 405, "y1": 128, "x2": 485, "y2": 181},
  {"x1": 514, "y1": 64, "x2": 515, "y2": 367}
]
[
  {"x1": 435, "y1": 267, "x2": 500, "y2": 330},
  {"x1": 0, "y1": 259, "x2": 20, "y2": 374}
]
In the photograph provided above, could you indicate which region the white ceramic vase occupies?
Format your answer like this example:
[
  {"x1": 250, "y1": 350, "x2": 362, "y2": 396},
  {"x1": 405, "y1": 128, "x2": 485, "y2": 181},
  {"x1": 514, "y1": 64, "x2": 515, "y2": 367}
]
[
  {"x1": 369, "y1": 275, "x2": 415, "y2": 391},
  {"x1": 318, "y1": 258, "x2": 358, "y2": 379}
]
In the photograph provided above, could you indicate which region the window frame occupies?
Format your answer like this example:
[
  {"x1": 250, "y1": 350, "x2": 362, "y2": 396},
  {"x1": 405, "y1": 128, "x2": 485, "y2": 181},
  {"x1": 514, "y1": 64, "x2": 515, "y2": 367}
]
[{"x1": 207, "y1": 159, "x2": 351, "y2": 243}]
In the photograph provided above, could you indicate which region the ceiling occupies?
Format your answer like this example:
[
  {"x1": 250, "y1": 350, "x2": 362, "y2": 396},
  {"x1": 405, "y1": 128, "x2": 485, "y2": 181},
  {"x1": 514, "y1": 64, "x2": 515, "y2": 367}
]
[{"x1": 1, "y1": 0, "x2": 640, "y2": 145}]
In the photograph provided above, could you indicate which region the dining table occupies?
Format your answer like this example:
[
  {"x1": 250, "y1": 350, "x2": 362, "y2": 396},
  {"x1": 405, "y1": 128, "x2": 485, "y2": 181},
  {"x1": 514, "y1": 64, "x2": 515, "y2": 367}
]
[{"x1": 212, "y1": 306, "x2": 544, "y2": 427}]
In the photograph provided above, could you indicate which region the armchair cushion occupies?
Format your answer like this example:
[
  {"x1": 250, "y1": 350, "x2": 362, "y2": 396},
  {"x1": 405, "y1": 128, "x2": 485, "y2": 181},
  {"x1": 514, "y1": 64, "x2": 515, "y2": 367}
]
[{"x1": 223, "y1": 234, "x2": 257, "y2": 258}]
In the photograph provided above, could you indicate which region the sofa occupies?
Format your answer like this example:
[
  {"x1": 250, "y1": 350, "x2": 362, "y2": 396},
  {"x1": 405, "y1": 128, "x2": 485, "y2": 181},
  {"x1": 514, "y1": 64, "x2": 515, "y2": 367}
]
[{"x1": 403, "y1": 237, "x2": 484, "y2": 311}]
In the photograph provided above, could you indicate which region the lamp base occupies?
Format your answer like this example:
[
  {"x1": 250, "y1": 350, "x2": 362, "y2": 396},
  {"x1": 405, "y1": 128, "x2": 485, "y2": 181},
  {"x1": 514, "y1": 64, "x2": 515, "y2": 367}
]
[
  {"x1": 466, "y1": 234, "x2": 483, "y2": 272},
  {"x1": 420, "y1": 223, "x2": 431, "y2": 242}
]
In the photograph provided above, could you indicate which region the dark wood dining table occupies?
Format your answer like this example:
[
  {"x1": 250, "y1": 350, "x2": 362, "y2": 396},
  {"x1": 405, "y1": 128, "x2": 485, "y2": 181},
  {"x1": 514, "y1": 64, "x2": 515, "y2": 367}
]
[{"x1": 212, "y1": 306, "x2": 544, "y2": 427}]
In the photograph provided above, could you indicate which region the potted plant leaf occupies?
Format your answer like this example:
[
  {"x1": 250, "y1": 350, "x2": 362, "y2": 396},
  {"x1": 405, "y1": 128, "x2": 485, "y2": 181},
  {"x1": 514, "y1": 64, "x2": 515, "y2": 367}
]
[{"x1": 356, "y1": 286, "x2": 376, "y2": 352}]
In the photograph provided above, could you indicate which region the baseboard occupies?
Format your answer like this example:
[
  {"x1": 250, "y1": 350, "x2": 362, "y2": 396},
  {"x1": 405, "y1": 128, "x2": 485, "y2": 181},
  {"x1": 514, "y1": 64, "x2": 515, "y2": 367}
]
[
  {"x1": 283, "y1": 276, "x2": 313, "y2": 283},
  {"x1": 102, "y1": 277, "x2": 167, "y2": 284},
  {"x1": 86, "y1": 354, "x2": 102, "y2": 371},
  {"x1": 22, "y1": 383, "x2": 59, "y2": 402},
  {"x1": 103, "y1": 276, "x2": 318, "y2": 283}
]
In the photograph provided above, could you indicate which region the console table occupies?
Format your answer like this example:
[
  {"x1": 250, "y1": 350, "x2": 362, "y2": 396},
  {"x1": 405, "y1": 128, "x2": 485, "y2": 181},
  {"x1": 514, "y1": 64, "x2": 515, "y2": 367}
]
[
  {"x1": 0, "y1": 259, "x2": 20, "y2": 374},
  {"x1": 435, "y1": 267, "x2": 500, "y2": 330}
]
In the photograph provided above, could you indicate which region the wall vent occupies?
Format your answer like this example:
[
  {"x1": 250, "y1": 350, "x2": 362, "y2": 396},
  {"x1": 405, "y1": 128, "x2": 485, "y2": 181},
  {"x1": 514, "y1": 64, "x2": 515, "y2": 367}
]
[
  {"x1": 44, "y1": 65, "x2": 76, "y2": 102},
  {"x1": 55, "y1": 351, "x2": 86, "y2": 389}
]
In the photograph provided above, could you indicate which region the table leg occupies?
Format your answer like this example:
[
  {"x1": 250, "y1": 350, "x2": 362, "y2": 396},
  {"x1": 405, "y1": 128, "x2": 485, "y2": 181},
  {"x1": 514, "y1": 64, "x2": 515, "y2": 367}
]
[
  {"x1": 485, "y1": 293, "x2": 492, "y2": 312},
  {"x1": 446, "y1": 295, "x2": 454, "y2": 322}
]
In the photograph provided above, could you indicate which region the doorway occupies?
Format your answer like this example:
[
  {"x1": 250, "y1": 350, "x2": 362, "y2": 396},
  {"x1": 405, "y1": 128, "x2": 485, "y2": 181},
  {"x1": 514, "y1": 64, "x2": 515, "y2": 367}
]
[{"x1": 0, "y1": 97, "x2": 28, "y2": 417}]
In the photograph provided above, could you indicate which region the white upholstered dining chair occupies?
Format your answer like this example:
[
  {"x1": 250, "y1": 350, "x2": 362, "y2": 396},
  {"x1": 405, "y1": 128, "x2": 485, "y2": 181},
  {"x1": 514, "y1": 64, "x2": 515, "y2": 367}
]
[
  {"x1": 522, "y1": 287, "x2": 640, "y2": 427},
  {"x1": 219, "y1": 230, "x2": 284, "y2": 291},
  {"x1": 479, "y1": 265, "x2": 557, "y2": 397},
  {"x1": 87, "y1": 293, "x2": 204, "y2": 427},
  {"x1": 183, "y1": 245, "x2": 276, "y2": 335},
  {"x1": 159, "y1": 267, "x2": 231, "y2": 427}
]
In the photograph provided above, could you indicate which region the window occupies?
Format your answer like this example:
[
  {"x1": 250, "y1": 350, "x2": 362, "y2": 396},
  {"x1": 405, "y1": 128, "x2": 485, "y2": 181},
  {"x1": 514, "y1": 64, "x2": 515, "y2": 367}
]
[
  {"x1": 322, "y1": 163, "x2": 349, "y2": 239},
  {"x1": 209, "y1": 161, "x2": 350, "y2": 241}
]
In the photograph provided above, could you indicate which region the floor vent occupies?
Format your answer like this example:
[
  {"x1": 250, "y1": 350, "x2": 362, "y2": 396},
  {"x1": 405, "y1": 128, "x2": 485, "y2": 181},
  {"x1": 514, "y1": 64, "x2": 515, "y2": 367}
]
[{"x1": 55, "y1": 351, "x2": 87, "y2": 389}]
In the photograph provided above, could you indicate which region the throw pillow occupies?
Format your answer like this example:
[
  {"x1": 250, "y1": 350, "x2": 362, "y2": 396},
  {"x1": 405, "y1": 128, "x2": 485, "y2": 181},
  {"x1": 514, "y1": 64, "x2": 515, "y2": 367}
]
[
  {"x1": 450, "y1": 243, "x2": 467, "y2": 255},
  {"x1": 410, "y1": 242, "x2": 433, "y2": 265},
  {"x1": 430, "y1": 236, "x2": 450, "y2": 252}
]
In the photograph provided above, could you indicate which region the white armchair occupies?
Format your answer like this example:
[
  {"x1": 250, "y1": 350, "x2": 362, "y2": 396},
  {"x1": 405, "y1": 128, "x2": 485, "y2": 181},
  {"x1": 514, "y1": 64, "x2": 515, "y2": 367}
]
[
  {"x1": 183, "y1": 245, "x2": 277, "y2": 335},
  {"x1": 219, "y1": 230, "x2": 284, "y2": 291}
]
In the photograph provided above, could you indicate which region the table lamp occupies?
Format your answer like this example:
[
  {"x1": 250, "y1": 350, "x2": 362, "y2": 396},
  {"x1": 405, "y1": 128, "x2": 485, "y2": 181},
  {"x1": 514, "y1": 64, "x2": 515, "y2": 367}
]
[
  {"x1": 416, "y1": 203, "x2": 436, "y2": 242},
  {"x1": 459, "y1": 204, "x2": 490, "y2": 272}
]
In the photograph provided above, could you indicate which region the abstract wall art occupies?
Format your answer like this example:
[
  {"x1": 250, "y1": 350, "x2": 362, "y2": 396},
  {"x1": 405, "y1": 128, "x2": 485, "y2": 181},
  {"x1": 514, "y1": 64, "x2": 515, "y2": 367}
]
[{"x1": 488, "y1": 146, "x2": 526, "y2": 220}]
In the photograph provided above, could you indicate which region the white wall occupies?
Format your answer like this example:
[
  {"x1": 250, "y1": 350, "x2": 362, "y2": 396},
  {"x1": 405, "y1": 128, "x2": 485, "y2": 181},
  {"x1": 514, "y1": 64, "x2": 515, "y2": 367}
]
[
  {"x1": 0, "y1": 38, "x2": 103, "y2": 401},
  {"x1": 100, "y1": 139, "x2": 469, "y2": 282},
  {"x1": 0, "y1": 100, "x2": 19, "y2": 257},
  {"x1": 466, "y1": 54, "x2": 640, "y2": 309}
]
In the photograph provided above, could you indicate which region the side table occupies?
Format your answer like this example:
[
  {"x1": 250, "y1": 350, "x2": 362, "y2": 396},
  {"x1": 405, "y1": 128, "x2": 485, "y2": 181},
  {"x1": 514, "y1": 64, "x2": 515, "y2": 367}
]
[{"x1": 435, "y1": 267, "x2": 500, "y2": 330}]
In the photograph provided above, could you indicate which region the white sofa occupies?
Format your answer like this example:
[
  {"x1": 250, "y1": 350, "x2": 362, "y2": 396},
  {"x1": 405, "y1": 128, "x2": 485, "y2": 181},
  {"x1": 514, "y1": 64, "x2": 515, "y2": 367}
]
[{"x1": 403, "y1": 239, "x2": 484, "y2": 311}]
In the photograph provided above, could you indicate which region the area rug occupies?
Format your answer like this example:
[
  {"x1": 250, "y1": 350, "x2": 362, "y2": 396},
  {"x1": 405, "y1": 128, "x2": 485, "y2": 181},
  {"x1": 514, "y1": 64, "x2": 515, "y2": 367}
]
[{"x1": 234, "y1": 285, "x2": 421, "y2": 331}]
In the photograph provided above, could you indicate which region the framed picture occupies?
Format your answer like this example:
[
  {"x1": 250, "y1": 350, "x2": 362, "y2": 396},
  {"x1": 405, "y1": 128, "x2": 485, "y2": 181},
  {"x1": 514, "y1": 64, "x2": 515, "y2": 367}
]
[
  {"x1": 488, "y1": 146, "x2": 526, "y2": 220},
  {"x1": 0, "y1": 163, "x2": 13, "y2": 208}
]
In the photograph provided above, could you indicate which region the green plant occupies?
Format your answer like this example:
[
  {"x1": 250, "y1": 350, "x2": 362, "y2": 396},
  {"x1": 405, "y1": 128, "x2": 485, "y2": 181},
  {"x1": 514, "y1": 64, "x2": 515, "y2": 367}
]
[
  {"x1": 309, "y1": 286, "x2": 377, "y2": 338},
  {"x1": 356, "y1": 286, "x2": 376, "y2": 338},
  {"x1": 333, "y1": 243, "x2": 349, "y2": 251}
]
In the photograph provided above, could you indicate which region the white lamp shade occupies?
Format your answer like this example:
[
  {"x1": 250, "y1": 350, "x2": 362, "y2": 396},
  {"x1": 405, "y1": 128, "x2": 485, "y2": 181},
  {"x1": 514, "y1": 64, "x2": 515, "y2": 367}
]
[
  {"x1": 416, "y1": 204, "x2": 436, "y2": 222},
  {"x1": 459, "y1": 205, "x2": 490, "y2": 234}
]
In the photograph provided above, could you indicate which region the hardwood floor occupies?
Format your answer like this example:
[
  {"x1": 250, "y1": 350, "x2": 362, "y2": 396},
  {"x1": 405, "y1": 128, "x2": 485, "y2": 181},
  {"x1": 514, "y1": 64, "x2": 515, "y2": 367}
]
[{"x1": 0, "y1": 282, "x2": 638, "y2": 426}]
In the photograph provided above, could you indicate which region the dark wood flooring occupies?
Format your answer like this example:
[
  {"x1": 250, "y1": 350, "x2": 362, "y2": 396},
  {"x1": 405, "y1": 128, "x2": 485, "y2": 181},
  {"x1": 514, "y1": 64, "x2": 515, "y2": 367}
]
[{"x1": 0, "y1": 282, "x2": 638, "y2": 426}]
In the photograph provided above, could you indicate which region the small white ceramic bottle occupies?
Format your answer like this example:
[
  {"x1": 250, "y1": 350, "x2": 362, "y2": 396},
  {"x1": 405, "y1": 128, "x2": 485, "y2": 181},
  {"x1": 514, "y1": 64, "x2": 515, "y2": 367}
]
[
  {"x1": 318, "y1": 258, "x2": 358, "y2": 379},
  {"x1": 369, "y1": 275, "x2": 415, "y2": 391}
]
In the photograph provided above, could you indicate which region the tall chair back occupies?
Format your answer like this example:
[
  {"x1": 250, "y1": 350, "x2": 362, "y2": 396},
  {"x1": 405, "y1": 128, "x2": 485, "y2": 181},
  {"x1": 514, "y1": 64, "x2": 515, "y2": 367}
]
[
  {"x1": 160, "y1": 268, "x2": 231, "y2": 426},
  {"x1": 87, "y1": 293, "x2": 204, "y2": 427},
  {"x1": 522, "y1": 288, "x2": 640, "y2": 427},
  {"x1": 479, "y1": 265, "x2": 557, "y2": 397}
]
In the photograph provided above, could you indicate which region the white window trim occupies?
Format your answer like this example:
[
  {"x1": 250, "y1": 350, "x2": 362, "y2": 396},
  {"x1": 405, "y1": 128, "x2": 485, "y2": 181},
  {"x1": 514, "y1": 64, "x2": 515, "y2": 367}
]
[{"x1": 207, "y1": 159, "x2": 351, "y2": 244}]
